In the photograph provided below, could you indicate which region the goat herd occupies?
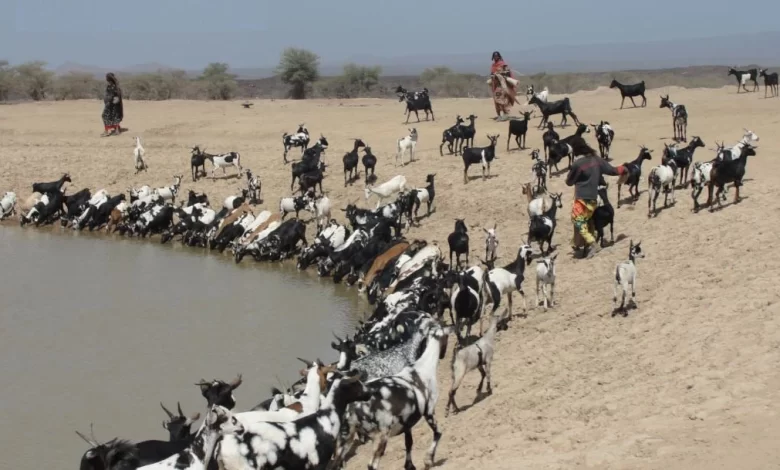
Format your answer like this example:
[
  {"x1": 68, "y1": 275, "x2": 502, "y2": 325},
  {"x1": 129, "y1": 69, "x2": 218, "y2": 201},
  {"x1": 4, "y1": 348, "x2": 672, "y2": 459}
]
[{"x1": 0, "y1": 69, "x2": 768, "y2": 470}]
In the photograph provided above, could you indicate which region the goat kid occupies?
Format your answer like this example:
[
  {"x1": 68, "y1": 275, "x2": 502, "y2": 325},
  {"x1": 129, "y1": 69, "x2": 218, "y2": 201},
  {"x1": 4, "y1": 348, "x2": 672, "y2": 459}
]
[{"x1": 613, "y1": 240, "x2": 645, "y2": 315}]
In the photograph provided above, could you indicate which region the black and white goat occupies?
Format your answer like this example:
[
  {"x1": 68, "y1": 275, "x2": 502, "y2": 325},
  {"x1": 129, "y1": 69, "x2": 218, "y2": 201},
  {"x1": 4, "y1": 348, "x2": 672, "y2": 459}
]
[
  {"x1": 410, "y1": 173, "x2": 436, "y2": 221},
  {"x1": 591, "y1": 121, "x2": 614, "y2": 159},
  {"x1": 461, "y1": 134, "x2": 499, "y2": 184},
  {"x1": 526, "y1": 84, "x2": 548, "y2": 103},
  {"x1": 706, "y1": 142, "x2": 757, "y2": 211},
  {"x1": 662, "y1": 136, "x2": 705, "y2": 188},
  {"x1": 206, "y1": 151, "x2": 243, "y2": 179},
  {"x1": 617, "y1": 146, "x2": 653, "y2": 207},
  {"x1": 279, "y1": 192, "x2": 314, "y2": 220},
  {"x1": 535, "y1": 253, "x2": 557, "y2": 311},
  {"x1": 728, "y1": 67, "x2": 759, "y2": 93},
  {"x1": 613, "y1": 240, "x2": 645, "y2": 315},
  {"x1": 530, "y1": 149, "x2": 547, "y2": 194},
  {"x1": 455, "y1": 114, "x2": 477, "y2": 155},
  {"x1": 527, "y1": 192, "x2": 562, "y2": 255},
  {"x1": 528, "y1": 94, "x2": 580, "y2": 129},
  {"x1": 647, "y1": 158, "x2": 678, "y2": 218},
  {"x1": 282, "y1": 123, "x2": 310, "y2": 163},
  {"x1": 483, "y1": 223, "x2": 498, "y2": 263},
  {"x1": 760, "y1": 68, "x2": 779, "y2": 98},
  {"x1": 483, "y1": 244, "x2": 533, "y2": 316},
  {"x1": 396, "y1": 128, "x2": 418, "y2": 166},
  {"x1": 609, "y1": 79, "x2": 646, "y2": 108},
  {"x1": 659, "y1": 94, "x2": 688, "y2": 142},
  {"x1": 447, "y1": 218, "x2": 469, "y2": 268},
  {"x1": 153, "y1": 175, "x2": 183, "y2": 203},
  {"x1": 245, "y1": 169, "x2": 261, "y2": 204},
  {"x1": 440, "y1": 115, "x2": 465, "y2": 156},
  {"x1": 506, "y1": 110, "x2": 533, "y2": 151},
  {"x1": 343, "y1": 138, "x2": 367, "y2": 186},
  {"x1": 396, "y1": 85, "x2": 435, "y2": 123},
  {"x1": 450, "y1": 266, "x2": 488, "y2": 339}
]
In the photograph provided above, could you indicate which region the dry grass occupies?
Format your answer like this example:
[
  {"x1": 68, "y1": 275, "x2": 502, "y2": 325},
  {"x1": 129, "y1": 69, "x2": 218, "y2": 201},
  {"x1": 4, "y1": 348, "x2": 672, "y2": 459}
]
[{"x1": 2, "y1": 85, "x2": 780, "y2": 469}]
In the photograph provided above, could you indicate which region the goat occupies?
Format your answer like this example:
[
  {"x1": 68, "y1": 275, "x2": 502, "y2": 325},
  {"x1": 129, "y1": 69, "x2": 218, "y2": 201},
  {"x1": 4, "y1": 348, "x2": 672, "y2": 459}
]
[
  {"x1": 691, "y1": 160, "x2": 714, "y2": 212},
  {"x1": 593, "y1": 181, "x2": 614, "y2": 247},
  {"x1": 523, "y1": 182, "x2": 552, "y2": 218},
  {"x1": 282, "y1": 123, "x2": 310, "y2": 163},
  {"x1": 483, "y1": 223, "x2": 498, "y2": 263},
  {"x1": 335, "y1": 324, "x2": 451, "y2": 470},
  {"x1": 291, "y1": 157, "x2": 325, "y2": 191},
  {"x1": 527, "y1": 192, "x2": 562, "y2": 255},
  {"x1": 0, "y1": 191, "x2": 17, "y2": 220},
  {"x1": 728, "y1": 66, "x2": 759, "y2": 93},
  {"x1": 760, "y1": 68, "x2": 779, "y2": 98},
  {"x1": 526, "y1": 84, "x2": 548, "y2": 103},
  {"x1": 448, "y1": 218, "x2": 469, "y2": 268},
  {"x1": 706, "y1": 143, "x2": 757, "y2": 211},
  {"x1": 245, "y1": 169, "x2": 261, "y2": 204},
  {"x1": 440, "y1": 115, "x2": 465, "y2": 156},
  {"x1": 535, "y1": 253, "x2": 557, "y2": 311},
  {"x1": 592, "y1": 121, "x2": 615, "y2": 159},
  {"x1": 396, "y1": 85, "x2": 435, "y2": 123},
  {"x1": 455, "y1": 114, "x2": 478, "y2": 155},
  {"x1": 298, "y1": 168, "x2": 325, "y2": 195},
  {"x1": 410, "y1": 173, "x2": 436, "y2": 221},
  {"x1": 541, "y1": 122, "x2": 559, "y2": 161},
  {"x1": 311, "y1": 193, "x2": 331, "y2": 230},
  {"x1": 160, "y1": 402, "x2": 201, "y2": 441},
  {"x1": 217, "y1": 373, "x2": 371, "y2": 470},
  {"x1": 396, "y1": 128, "x2": 418, "y2": 166},
  {"x1": 279, "y1": 192, "x2": 313, "y2": 220},
  {"x1": 613, "y1": 240, "x2": 645, "y2": 315},
  {"x1": 190, "y1": 146, "x2": 208, "y2": 182},
  {"x1": 195, "y1": 374, "x2": 243, "y2": 410},
  {"x1": 461, "y1": 134, "x2": 499, "y2": 184},
  {"x1": 446, "y1": 313, "x2": 506, "y2": 416},
  {"x1": 506, "y1": 110, "x2": 533, "y2": 151},
  {"x1": 547, "y1": 123, "x2": 591, "y2": 172},
  {"x1": 450, "y1": 266, "x2": 487, "y2": 339},
  {"x1": 223, "y1": 190, "x2": 248, "y2": 211},
  {"x1": 364, "y1": 175, "x2": 407, "y2": 209},
  {"x1": 343, "y1": 138, "x2": 367, "y2": 186},
  {"x1": 362, "y1": 146, "x2": 378, "y2": 184},
  {"x1": 659, "y1": 94, "x2": 688, "y2": 142},
  {"x1": 32, "y1": 173, "x2": 71, "y2": 195},
  {"x1": 530, "y1": 149, "x2": 547, "y2": 195},
  {"x1": 617, "y1": 146, "x2": 653, "y2": 207},
  {"x1": 133, "y1": 136, "x2": 148, "y2": 173},
  {"x1": 483, "y1": 244, "x2": 533, "y2": 316},
  {"x1": 647, "y1": 158, "x2": 678, "y2": 217},
  {"x1": 153, "y1": 175, "x2": 183, "y2": 203},
  {"x1": 718, "y1": 128, "x2": 760, "y2": 163},
  {"x1": 529, "y1": 94, "x2": 580, "y2": 129},
  {"x1": 662, "y1": 136, "x2": 705, "y2": 188},
  {"x1": 205, "y1": 151, "x2": 242, "y2": 179},
  {"x1": 609, "y1": 79, "x2": 646, "y2": 108}
]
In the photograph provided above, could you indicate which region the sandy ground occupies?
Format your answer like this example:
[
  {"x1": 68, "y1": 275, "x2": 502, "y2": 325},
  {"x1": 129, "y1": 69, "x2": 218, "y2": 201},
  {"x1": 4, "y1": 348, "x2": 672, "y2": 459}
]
[{"x1": 3, "y1": 86, "x2": 780, "y2": 469}]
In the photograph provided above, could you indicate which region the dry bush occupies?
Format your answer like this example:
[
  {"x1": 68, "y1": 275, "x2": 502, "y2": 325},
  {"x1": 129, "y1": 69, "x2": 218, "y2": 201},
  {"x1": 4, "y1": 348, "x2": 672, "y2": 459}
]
[
  {"x1": 14, "y1": 61, "x2": 54, "y2": 101},
  {"x1": 54, "y1": 72, "x2": 102, "y2": 100},
  {"x1": 122, "y1": 70, "x2": 189, "y2": 100}
]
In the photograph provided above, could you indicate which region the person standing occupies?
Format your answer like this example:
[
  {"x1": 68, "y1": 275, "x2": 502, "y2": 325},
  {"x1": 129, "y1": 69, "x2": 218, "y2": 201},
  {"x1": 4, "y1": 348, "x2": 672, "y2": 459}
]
[
  {"x1": 101, "y1": 73, "x2": 123, "y2": 137},
  {"x1": 489, "y1": 51, "x2": 519, "y2": 120}
]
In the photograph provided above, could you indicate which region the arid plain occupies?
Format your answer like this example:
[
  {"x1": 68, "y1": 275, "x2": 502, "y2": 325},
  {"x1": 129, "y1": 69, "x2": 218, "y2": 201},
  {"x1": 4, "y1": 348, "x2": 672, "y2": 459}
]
[{"x1": 2, "y1": 86, "x2": 780, "y2": 469}]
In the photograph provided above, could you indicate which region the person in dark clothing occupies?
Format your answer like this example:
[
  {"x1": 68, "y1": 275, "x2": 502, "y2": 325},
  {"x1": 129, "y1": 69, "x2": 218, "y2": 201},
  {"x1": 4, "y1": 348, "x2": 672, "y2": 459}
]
[
  {"x1": 101, "y1": 73, "x2": 123, "y2": 137},
  {"x1": 565, "y1": 140, "x2": 626, "y2": 258}
]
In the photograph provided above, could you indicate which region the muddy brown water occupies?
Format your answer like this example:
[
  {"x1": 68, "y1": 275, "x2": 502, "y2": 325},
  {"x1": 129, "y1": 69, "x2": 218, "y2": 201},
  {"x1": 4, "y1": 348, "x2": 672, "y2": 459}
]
[{"x1": 0, "y1": 226, "x2": 362, "y2": 469}]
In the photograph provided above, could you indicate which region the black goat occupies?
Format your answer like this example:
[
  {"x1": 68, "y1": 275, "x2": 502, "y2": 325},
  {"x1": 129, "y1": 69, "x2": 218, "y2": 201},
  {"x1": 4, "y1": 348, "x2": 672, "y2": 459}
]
[
  {"x1": 362, "y1": 146, "x2": 378, "y2": 184},
  {"x1": 448, "y1": 218, "x2": 469, "y2": 268},
  {"x1": 440, "y1": 115, "x2": 465, "y2": 156},
  {"x1": 160, "y1": 402, "x2": 200, "y2": 442},
  {"x1": 290, "y1": 158, "x2": 324, "y2": 191},
  {"x1": 728, "y1": 67, "x2": 759, "y2": 93},
  {"x1": 506, "y1": 110, "x2": 534, "y2": 151},
  {"x1": 527, "y1": 193, "x2": 562, "y2": 255},
  {"x1": 760, "y1": 69, "x2": 779, "y2": 98},
  {"x1": 32, "y1": 173, "x2": 71, "y2": 195},
  {"x1": 528, "y1": 95, "x2": 580, "y2": 129},
  {"x1": 662, "y1": 136, "x2": 705, "y2": 188},
  {"x1": 456, "y1": 114, "x2": 477, "y2": 155},
  {"x1": 395, "y1": 86, "x2": 434, "y2": 123},
  {"x1": 591, "y1": 121, "x2": 615, "y2": 159},
  {"x1": 343, "y1": 138, "x2": 366, "y2": 186},
  {"x1": 461, "y1": 134, "x2": 499, "y2": 184},
  {"x1": 617, "y1": 146, "x2": 653, "y2": 207},
  {"x1": 87, "y1": 194, "x2": 126, "y2": 231},
  {"x1": 33, "y1": 190, "x2": 65, "y2": 227},
  {"x1": 61, "y1": 188, "x2": 92, "y2": 221},
  {"x1": 659, "y1": 94, "x2": 688, "y2": 142},
  {"x1": 706, "y1": 143, "x2": 757, "y2": 211},
  {"x1": 530, "y1": 149, "x2": 547, "y2": 194},
  {"x1": 190, "y1": 146, "x2": 208, "y2": 182},
  {"x1": 593, "y1": 181, "x2": 614, "y2": 247},
  {"x1": 186, "y1": 190, "x2": 209, "y2": 207},
  {"x1": 547, "y1": 123, "x2": 590, "y2": 172},
  {"x1": 609, "y1": 79, "x2": 646, "y2": 108},
  {"x1": 298, "y1": 168, "x2": 325, "y2": 195},
  {"x1": 542, "y1": 122, "x2": 559, "y2": 161}
]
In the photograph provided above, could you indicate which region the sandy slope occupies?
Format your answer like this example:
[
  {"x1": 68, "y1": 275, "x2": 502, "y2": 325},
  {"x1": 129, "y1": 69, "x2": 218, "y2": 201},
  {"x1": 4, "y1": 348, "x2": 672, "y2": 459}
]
[{"x1": 2, "y1": 86, "x2": 780, "y2": 469}]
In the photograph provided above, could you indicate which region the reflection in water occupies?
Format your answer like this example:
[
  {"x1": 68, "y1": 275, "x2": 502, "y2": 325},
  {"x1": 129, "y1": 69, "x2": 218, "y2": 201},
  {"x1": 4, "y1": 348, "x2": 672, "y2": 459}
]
[{"x1": 0, "y1": 227, "x2": 362, "y2": 468}]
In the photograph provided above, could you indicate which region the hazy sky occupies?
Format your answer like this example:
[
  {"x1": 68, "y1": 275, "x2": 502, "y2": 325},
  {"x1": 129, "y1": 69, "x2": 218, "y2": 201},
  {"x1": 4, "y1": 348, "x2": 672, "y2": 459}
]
[{"x1": 2, "y1": 0, "x2": 780, "y2": 69}]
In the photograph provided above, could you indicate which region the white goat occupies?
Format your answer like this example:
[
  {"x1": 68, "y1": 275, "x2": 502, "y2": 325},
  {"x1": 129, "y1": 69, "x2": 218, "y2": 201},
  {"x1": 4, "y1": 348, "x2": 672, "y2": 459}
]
[
  {"x1": 129, "y1": 185, "x2": 151, "y2": 202},
  {"x1": 535, "y1": 252, "x2": 557, "y2": 311},
  {"x1": 483, "y1": 223, "x2": 498, "y2": 262},
  {"x1": 446, "y1": 313, "x2": 504, "y2": 416},
  {"x1": 396, "y1": 127, "x2": 418, "y2": 166},
  {"x1": 153, "y1": 175, "x2": 183, "y2": 203},
  {"x1": 647, "y1": 160, "x2": 678, "y2": 217},
  {"x1": 526, "y1": 85, "x2": 549, "y2": 103},
  {"x1": 719, "y1": 128, "x2": 760, "y2": 162},
  {"x1": 614, "y1": 240, "x2": 645, "y2": 313},
  {"x1": 0, "y1": 191, "x2": 17, "y2": 219},
  {"x1": 311, "y1": 193, "x2": 331, "y2": 230},
  {"x1": 690, "y1": 161, "x2": 714, "y2": 211},
  {"x1": 133, "y1": 136, "x2": 148, "y2": 174},
  {"x1": 364, "y1": 175, "x2": 407, "y2": 209}
]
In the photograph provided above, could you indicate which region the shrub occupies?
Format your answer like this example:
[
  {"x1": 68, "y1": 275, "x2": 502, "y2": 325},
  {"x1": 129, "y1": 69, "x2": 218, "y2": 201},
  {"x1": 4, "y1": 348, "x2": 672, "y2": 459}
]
[
  {"x1": 14, "y1": 61, "x2": 54, "y2": 101},
  {"x1": 276, "y1": 48, "x2": 320, "y2": 99},
  {"x1": 54, "y1": 72, "x2": 102, "y2": 100},
  {"x1": 200, "y1": 63, "x2": 237, "y2": 100}
]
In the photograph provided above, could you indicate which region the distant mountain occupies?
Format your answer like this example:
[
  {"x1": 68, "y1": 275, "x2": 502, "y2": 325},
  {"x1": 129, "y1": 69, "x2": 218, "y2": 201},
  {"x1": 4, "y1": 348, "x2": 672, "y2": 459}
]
[{"x1": 51, "y1": 31, "x2": 780, "y2": 79}]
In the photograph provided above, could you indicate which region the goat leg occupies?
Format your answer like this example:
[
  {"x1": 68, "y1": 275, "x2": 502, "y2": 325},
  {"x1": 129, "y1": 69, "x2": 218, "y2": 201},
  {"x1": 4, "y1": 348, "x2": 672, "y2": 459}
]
[{"x1": 423, "y1": 414, "x2": 442, "y2": 470}]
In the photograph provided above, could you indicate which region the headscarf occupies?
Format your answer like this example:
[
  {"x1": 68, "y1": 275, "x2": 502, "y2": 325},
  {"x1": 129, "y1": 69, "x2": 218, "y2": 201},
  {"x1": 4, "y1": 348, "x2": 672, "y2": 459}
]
[{"x1": 106, "y1": 73, "x2": 122, "y2": 97}]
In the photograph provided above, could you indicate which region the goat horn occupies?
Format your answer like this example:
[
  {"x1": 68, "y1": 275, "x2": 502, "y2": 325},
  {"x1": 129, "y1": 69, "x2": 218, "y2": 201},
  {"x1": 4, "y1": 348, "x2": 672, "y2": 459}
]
[
  {"x1": 332, "y1": 331, "x2": 342, "y2": 342},
  {"x1": 75, "y1": 430, "x2": 97, "y2": 447},
  {"x1": 228, "y1": 374, "x2": 242, "y2": 389},
  {"x1": 177, "y1": 402, "x2": 184, "y2": 417},
  {"x1": 160, "y1": 402, "x2": 175, "y2": 419},
  {"x1": 297, "y1": 357, "x2": 313, "y2": 367}
]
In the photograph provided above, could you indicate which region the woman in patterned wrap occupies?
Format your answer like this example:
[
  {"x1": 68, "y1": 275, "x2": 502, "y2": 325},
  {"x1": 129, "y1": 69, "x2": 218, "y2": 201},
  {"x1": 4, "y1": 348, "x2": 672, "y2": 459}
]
[
  {"x1": 489, "y1": 51, "x2": 519, "y2": 120},
  {"x1": 101, "y1": 73, "x2": 123, "y2": 136}
]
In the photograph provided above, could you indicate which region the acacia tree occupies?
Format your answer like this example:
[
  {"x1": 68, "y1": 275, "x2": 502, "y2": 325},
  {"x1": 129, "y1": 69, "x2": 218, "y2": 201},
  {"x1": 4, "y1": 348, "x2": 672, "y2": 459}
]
[
  {"x1": 0, "y1": 60, "x2": 16, "y2": 101},
  {"x1": 15, "y1": 61, "x2": 54, "y2": 101},
  {"x1": 276, "y1": 48, "x2": 320, "y2": 99},
  {"x1": 200, "y1": 62, "x2": 237, "y2": 100}
]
